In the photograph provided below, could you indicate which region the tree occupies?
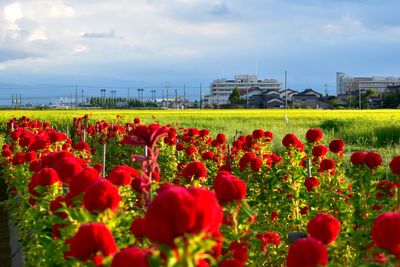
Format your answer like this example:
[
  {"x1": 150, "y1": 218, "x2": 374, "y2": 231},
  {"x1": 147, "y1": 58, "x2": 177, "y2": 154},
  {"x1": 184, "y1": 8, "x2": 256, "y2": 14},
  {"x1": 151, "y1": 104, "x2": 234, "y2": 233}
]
[{"x1": 229, "y1": 88, "x2": 241, "y2": 104}]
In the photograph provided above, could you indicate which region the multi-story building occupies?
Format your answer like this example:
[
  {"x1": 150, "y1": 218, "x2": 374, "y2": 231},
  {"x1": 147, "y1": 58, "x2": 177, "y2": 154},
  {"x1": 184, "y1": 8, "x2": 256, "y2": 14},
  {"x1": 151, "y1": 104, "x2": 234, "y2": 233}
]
[
  {"x1": 336, "y1": 72, "x2": 400, "y2": 95},
  {"x1": 208, "y1": 74, "x2": 281, "y2": 106}
]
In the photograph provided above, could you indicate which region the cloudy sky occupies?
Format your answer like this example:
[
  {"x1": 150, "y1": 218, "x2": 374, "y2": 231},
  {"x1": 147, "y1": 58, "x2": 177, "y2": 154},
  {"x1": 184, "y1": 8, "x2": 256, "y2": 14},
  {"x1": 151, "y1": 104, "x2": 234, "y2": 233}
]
[{"x1": 1, "y1": 0, "x2": 400, "y2": 98}]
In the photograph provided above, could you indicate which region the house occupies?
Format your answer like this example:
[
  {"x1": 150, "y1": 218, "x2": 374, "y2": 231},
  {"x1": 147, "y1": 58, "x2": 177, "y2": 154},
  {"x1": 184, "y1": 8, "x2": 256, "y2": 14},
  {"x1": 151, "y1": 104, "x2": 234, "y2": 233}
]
[
  {"x1": 249, "y1": 89, "x2": 284, "y2": 108},
  {"x1": 292, "y1": 89, "x2": 331, "y2": 109}
]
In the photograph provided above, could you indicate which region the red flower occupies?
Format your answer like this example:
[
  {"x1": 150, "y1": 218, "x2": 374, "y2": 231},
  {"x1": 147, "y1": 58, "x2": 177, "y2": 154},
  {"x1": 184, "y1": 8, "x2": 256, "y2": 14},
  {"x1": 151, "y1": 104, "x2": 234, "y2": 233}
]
[
  {"x1": 312, "y1": 145, "x2": 328, "y2": 158},
  {"x1": 307, "y1": 213, "x2": 340, "y2": 245},
  {"x1": 65, "y1": 223, "x2": 117, "y2": 264},
  {"x1": 389, "y1": 156, "x2": 400, "y2": 175},
  {"x1": 73, "y1": 141, "x2": 91, "y2": 152},
  {"x1": 53, "y1": 155, "x2": 84, "y2": 183},
  {"x1": 25, "y1": 151, "x2": 37, "y2": 162},
  {"x1": 286, "y1": 237, "x2": 328, "y2": 267},
  {"x1": 271, "y1": 211, "x2": 278, "y2": 222},
  {"x1": 201, "y1": 151, "x2": 214, "y2": 160},
  {"x1": 252, "y1": 129, "x2": 264, "y2": 139},
  {"x1": 130, "y1": 218, "x2": 146, "y2": 240},
  {"x1": 264, "y1": 131, "x2": 273, "y2": 141},
  {"x1": 181, "y1": 161, "x2": 207, "y2": 183},
  {"x1": 304, "y1": 176, "x2": 320, "y2": 192},
  {"x1": 83, "y1": 179, "x2": 121, "y2": 213},
  {"x1": 365, "y1": 152, "x2": 382, "y2": 169},
  {"x1": 318, "y1": 158, "x2": 336, "y2": 174},
  {"x1": 143, "y1": 186, "x2": 222, "y2": 246},
  {"x1": 213, "y1": 171, "x2": 246, "y2": 204},
  {"x1": 371, "y1": 212, "x2": 400, "y2": 252},
  {"x1": 282, "y1": 133, "x2": 304, "y2": 151},
  {"x1": 185, "y1": 145, "x2": 197, "y2": 156},
  {"x1": 255, "y1": 232, "x2": 281, "y2": 251},
  {"x1": 306, "y1": 128, "x2": 323, "y2": 143},
  {"x1": 134, "y1": 117, "x2": 140, "y2": 124},
  {"x1": 50, "y1": 196, "x2": 68, "y2": 219},
  {"x1": 219, "y1": 259, "x2": 243, "y2": 267},
  {"x1": 215, "y1": 133, "x2": 226, "y2": 145},
  {"x1": 68, "y1": 167, "x2": 100, "y2": 198},
  {"x1": 108, "y1": 165, "x2": 139, "y2": 186},
  {"x1": 124, "y1": 124, "x2": 168, "y2": 149},
  {"x1": 350, "y1": 151, "x2": 367, "y2": 165},
  {"x1": 329, "y1": 139, "x2": 344, "y2": 154},
  {"x1": 1, "y1": 149, "x2": 12, "y2": 158},
  {"x1": 239, "y1": 152, "x2": 255, "y2": 171},
  {"x1": 111, "y1": 246, "x2": 149, "y2": 267},
  {"x1": 30, "y1": 167, "x2": 61, "y2": 189},
  {"x1": 229, "y1": 241, "x2": 248, "y2": 263},
  {"x1": 250, "y1": 157, "x2": 262, "y2": 172},
  {"x1": 12, "y1": 151, "x2": 25, "y2": 165}
]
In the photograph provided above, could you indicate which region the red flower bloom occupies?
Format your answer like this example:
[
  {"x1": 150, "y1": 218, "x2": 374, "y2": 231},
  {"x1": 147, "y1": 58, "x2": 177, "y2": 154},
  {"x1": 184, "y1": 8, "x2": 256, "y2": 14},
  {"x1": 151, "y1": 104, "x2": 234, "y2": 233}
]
[
  {"x1": 65, "y1": 223, "x2": 117, "y2": 264},
  {"x1": 143, "y1": 186, "x2": 222, "y2": 246},
  {"x1": 306, "y1": 128, "x2": 323, "y2": 143},
  {"x1": 350, "y1": 151, "x2": 367, "y2": 165},
  {"x1": 304, "y1": 176, "x2": 320, "y2": 192},
  {"x1": 134, "y1": 117, "x2": 140, "y2": 124},
  {"x1": 111, "y1": 246, "x2": 149, "y2": 267},
  {"x1": 286, "y1": 237, "x2": 328, "y2": 267},
  {"x1": 83, "y1": 179, "x2": 121, "y2": 213},
  {"x1": 215, "y1": 133, "x2": 226, "y2": 145},
  {"x1": 371, "y1": 212, "x2": 400, "y2": 252},
  {"x1": 68, "y1": 167, "x2": 100, "y2": 198},
  {"x1": 329, "y1": 139, "x2": 345, "y2": 154},
  {"x1": 219, "y1": 259, "x2": 243, "y2": 267},
  {"x1": 255, "y1": 232, "x2": 281, "y2": 251},
  {"x1": 12, "y1": 151, "x2": 25, "y2": 165},
  {"x1": 252, "y1": 129, "x2": 264, "y2": 139},
  {"x1": 50, "y1": 196, "x2": 68, "y2": 219},
  {"x1": 389, "y1": 156, "x2": 400, "y2": 175},
  {"x1": 271, "y1": 211, "x2": 278, "y2": 222},
  {"x1": 229, "y1": 241, "x2": 248, "y2": 263},
  {"x1": 53, "y1": 156, "x2": 84, "y2": 183},
  {"x1": 25, "y1": 151, "x2": 37, "y2": 163},
  {"x1": 108, "y1": 165, "x2": 139, "y2": 186},
  {"x1": 185, "y1": 145, "x2": 197, "y2": 156},
  {"x1": 250, "y1": 157, "x2": 262, "y2": 172},
  {"x1": 282, "y1": 133, "x2": 304, "y2": 151},
  {"x1": 30, "y1": 167, "x2": 61, "y2": 190},
  {"x1": 213, "y1": 171, "x2": 246, "y2": 204},
  {"x1": 73, "y1": 141, "x2": 91, "y2": 152},
  {"x1": 318, "y1": 158, "x2": 336, "y2": 174},
  {"x1": 239, "y1": 152, "x2": 255, "y2": 171},
  {"x1": 307, "y1": 213, "x2": 340, "y2": 245},
  {"x1": 365, "y1": 152, "x2": 382, "y2": 169},
  {"x1": 201, "y1": 151, "x2": 214, "y2": 160},
  {"x1": 1, "y1": 149, "x2": 12, "y2": 158},
  {"x1": 130, "y1": 217, "x2": 146, "y2": 240},
  {"x1": 124, "y1": 123, "x2": 168, "y2": 149},
  {"x1": 181, "y1": 161, "x2": 207, "y2": 183},
  {"x1": 312, "y1": 145, "x2": 328, "y2": 158},
  {"x1": 264, "y1": 131, "x2": 273, "y2": 141}
]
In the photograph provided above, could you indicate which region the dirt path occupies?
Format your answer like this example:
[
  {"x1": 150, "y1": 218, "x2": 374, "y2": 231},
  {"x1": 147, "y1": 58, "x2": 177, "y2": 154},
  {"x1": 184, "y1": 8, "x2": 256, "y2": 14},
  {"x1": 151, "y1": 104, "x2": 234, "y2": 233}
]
[{"x1": 0, "y1": 206, "x2": 11, "y2": 266}]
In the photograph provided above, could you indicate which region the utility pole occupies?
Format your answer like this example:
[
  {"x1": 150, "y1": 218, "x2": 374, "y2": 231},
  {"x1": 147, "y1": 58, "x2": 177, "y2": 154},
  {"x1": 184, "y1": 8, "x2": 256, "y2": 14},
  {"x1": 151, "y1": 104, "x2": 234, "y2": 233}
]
[
  {"x1": 128, "y1": 88, "x2": 130, "y2": 99},
  {"x1": 359, "y1": 88, "x2": 362, "y2": 109},
  {"x1": 285, "y1": 70, "x2": 288, "y2": 109},
  {"x1": 200, "y1": 83, "x2": 203, "y2": 109},
  {"x1": 175, "y1": 89, "x2": 178, "y2": 109},
  {"x1": 75, "y1": 85, "x2": 78, "y2": 108},
  {"x1": 151, "y1": 90, "x2": 156, "y2": 102},
  {"x1": 246, "y1": 87, "x2": 249, "y2": 109},
  {"x1": 183, "y1": 84, "x2": 186, "y2": 108}
]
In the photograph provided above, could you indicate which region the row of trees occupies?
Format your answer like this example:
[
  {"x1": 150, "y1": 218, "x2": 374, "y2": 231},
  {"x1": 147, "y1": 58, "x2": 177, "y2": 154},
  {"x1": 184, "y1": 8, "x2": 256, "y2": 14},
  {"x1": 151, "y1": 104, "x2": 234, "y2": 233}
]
[{"x1": 88, "y1": 97, "x2": 158, "y2": 109}]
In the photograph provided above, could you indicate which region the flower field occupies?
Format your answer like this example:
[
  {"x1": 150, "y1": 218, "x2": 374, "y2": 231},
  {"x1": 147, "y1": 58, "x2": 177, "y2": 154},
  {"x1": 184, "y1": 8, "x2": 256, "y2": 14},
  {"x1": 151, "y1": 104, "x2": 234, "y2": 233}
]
[{"x1": 0, "y1": 111, "x2": 399, "y2": 266}]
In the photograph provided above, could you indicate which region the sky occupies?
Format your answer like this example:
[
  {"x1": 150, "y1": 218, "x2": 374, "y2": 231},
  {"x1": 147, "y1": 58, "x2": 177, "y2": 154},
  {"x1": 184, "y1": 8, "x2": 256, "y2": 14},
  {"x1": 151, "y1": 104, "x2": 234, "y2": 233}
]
[{"x1": 1, "y1": 0, "x2": 400, "y2": 101}]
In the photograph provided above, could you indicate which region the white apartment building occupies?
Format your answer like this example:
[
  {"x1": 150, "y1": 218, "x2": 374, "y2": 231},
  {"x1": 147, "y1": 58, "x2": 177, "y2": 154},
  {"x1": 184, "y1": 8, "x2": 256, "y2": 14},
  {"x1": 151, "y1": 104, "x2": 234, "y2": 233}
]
[
  {"x1": 336, "y1": 72, "x2": 400, "y2": 95},
  {"x1": 208, "y1": 74, "x2": 281, "y2": 106}
]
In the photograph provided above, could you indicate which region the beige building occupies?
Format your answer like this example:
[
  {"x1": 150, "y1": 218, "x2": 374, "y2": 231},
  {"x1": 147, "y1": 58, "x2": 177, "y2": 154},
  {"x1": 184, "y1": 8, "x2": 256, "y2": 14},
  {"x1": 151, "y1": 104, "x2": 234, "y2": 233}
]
[
  {"x1": 337, "y1": 72, "x2": 400, "y2": 95},
  {"x1": 208, "y1": 74, "x2": 281, "y2": 106}
]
